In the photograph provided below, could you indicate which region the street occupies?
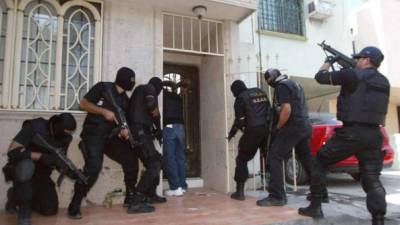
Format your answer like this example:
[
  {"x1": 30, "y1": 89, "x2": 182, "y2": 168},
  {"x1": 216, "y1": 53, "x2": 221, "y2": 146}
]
[{"x1": 248, "y1": 169, "x2": 400, "y2": 225}]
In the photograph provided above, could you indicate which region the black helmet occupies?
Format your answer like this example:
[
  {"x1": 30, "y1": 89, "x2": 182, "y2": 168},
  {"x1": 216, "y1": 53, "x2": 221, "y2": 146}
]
[
  {"x1": 230, "y1": 80, "x2": 247, "y2": 97},
  {"x1": 264, "y1": 68, "x2": 287, "y2": 87},
  {"x1": 115, "y1": 67, "x2": 136, "y2": 91}
]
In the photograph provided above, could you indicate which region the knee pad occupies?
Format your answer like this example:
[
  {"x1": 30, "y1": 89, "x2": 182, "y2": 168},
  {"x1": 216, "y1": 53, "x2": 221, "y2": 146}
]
[{"x1": 14, "y1": 160, "x2": 35, "y2": 183}]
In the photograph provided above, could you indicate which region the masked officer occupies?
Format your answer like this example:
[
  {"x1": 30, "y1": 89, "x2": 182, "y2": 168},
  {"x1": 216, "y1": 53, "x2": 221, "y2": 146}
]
[
  {"x1": 298, "y1": 47, "x2": 389, "y2": 225},
  {"x1": 68, "y1": 67, "x2": 136, "y2": 219},
  {"x1": 3, "y1": 113, "x2": 76, "y2": 225},
  {"x1": 257, "y1": 69, "x2": 313, "y2": 207},
  {"x1": 228, "y1": 80, "x2": 270, "y2": 201},
  {"x1": 127, "y1": 76, "x2": 165, "y2": 213}
]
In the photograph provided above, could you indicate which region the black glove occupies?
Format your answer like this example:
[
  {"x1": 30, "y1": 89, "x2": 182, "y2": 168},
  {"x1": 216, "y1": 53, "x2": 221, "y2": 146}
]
[
  {"x1": 39, "y1": 153, "x2": 65, "y2": 169},
  {"x1": 152, "y1": 128, "x2": 163, "y2": 145},
  {"x1": 325, "y1": 55, "x2": 339, "y2": 64},
  {"x1": 227, "y1": 126, "x2": 238, "y2": 141},
  {"x1": 7, "y1": 147, "x2": 31, "y2": 161}
]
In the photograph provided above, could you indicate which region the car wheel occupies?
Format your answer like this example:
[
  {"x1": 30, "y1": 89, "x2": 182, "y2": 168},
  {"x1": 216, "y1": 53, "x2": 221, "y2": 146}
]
[
  {"x1": 349, "y1": 173, "x2": 361, "y2": 182},
  {"x1": 285, "y1": 156, "x2": 309, "y2": 185}
]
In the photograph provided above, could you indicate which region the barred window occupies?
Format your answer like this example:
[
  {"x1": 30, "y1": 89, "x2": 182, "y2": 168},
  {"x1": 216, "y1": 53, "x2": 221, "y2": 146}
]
[
  {"x1": 0, "y1": 0, "x2": 102, "y2": 111},
  {"x1": 259, "y1": 0, "x2": 304, "y2": 36}
]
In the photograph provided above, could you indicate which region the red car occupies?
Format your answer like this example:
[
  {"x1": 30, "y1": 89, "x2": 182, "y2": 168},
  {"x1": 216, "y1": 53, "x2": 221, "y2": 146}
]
[{"x1": 285, "y1": 113, "x2": 395, "y2": 185}]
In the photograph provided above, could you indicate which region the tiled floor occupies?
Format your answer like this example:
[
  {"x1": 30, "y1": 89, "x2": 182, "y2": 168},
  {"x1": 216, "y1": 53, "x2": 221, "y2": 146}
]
[{"x1": 0, "y1": 189, "x2": 306, "y2": 225}]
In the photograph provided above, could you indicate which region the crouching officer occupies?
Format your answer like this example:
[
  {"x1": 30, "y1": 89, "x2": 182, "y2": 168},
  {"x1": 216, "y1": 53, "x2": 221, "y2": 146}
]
[
  {"x1": 298, "y1": 46, "x2": 389, "y2": 225},
  {"x1": 127, "y1": 77, "x2": 165, "y2": 213},
  {"x1": 256, "y1": 69, "x2": 313, "y2": 207},
  {"x1": 3, "y1": 113, "x2": 76, "y2": 225},
  {"x1": 68, "y1": 67, "x2": 136, "y2": 219},
  {"x1": 228, "y1": 80, "x2": 270, "y2": 201}
]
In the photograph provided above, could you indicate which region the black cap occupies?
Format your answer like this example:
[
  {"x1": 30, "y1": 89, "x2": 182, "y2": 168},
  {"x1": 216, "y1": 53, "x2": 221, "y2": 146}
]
[
  {"x1": 115, "y1": 67, "x2": 136, "y2": 91},
  {"x1": 352, "y1": 46, "x2": 384, "y2": 67}
]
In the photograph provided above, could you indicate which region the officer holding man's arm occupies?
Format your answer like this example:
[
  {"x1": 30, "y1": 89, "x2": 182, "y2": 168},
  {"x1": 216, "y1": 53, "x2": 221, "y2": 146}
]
[
  {"x1": 3, "y1": 113, "x2": 76, "y2": 225},
  {"x1": 256, "y1": 69, "x2": 313, "y2": 207},
  {"x1": 298, "y1": 47, "x2": 389, "y2": 225},
  {"x1": 228, "y1": 80, "x2": 270, "y2": 201},
  {"x1": 127, "y1": 77, "x2": 166, "y2": 214}
]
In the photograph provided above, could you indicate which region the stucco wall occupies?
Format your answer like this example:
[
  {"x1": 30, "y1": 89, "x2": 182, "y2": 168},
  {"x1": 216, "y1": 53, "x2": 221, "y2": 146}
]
[
  {"x1": 239, "y1": 0, "x2": 353, "y2": 78},
  {"x1": 199, "y1": 56, "x2": 229, "y2": 192}
]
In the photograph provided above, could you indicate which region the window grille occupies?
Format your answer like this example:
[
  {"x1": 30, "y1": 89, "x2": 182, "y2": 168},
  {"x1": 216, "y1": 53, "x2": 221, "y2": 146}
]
[
  {"x1": 163, "y1": 13, "x2": 224, "y2": 56},
  {"x1": 258, "y1": 0, "x2": 304, "y2": 36},
  {"x1": 0, "y1": 0, "x2": 102, "y2": 111}
]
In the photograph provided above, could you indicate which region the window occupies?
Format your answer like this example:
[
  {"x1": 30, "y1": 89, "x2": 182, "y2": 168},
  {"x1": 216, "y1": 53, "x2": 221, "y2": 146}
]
[
  {"x1": 258, "y1": 0, "x2": 304, "y2": 36},
  {"x1": 0, "y1": 0, "x2": 102, "y2": 111}
]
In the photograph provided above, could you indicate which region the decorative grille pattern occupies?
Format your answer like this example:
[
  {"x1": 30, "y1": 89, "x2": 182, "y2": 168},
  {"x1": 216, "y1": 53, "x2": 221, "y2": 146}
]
[
  {"x1": 258, "y1": 0, "x2": 304, "y2": 36},
  {"x1": 5, "y1": 0, "x2": 103, "y2": 111},
  {"x1": 0, "y1": 1, "x2": 6, "y2": 105},
  {"x1": 62, "y1": 6, "x2": 95, "y2": 110},
  {"x1": 19, "y1": 1, "x2": 57, "y2": 109}
]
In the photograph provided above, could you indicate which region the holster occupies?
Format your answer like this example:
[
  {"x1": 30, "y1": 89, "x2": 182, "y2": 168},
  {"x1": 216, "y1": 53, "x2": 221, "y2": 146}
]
[{"x1": 2, "y1": 161, "x2": 15, "y2": 182}]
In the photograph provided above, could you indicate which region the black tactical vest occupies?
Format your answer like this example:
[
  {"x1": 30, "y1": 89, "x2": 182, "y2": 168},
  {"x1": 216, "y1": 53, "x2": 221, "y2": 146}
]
[
  {"x1": 237, "y1": 88, "x2": 270, "y2": 128},
  {"x1": 337, "y1": 69, "x2": 389, "y2": 125},
  {"x1": 82, "y1": 82, "x2": 128, "y2": 137},
  {"x1": 276, "y1": 79, "x2": 309, "y2": 123},
  {"x1": 163, "y1": 91, "x2": 184, "y2": 125},
  {"x1": 129, "y1": 84, "x2": 158, "y2": 128}
]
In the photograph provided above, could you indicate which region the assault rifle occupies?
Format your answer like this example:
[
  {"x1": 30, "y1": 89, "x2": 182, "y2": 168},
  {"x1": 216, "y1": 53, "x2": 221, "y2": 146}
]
[
  {"x1": 103, "y1": 86, "x2": 141, "y2": 149},
  {"x1": 318, "y1": 41, "x2": 356, "y2": 69},
  {"x1": 32, "y1": 134, "x2": 88, "y2": 186}
]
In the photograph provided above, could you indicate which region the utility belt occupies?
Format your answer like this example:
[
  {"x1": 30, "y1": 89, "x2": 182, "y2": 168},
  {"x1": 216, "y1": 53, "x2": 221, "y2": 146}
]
[{"x1": 343, "y1": 122, "x2": 380, "y2": 128}]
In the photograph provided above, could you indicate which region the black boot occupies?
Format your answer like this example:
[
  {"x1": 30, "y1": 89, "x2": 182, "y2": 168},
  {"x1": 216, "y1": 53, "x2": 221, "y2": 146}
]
[
  {"x1": 17, "y1": 203, "x2": 32, "y2": 225},
  {"x1": 298, "y1": 196, "x2": 324, "y2": 218},
  {"x1": 372, "y1": 215, "x2": 384, "y2": 225},
  {"x1": 230, "y1": 182, "x2": 245, "y2": 201},
  {"x1": 68, "y1": 192, "x2": 83, "y2": 220},
  {"x1": 146, "y1": 194, "x2": 167, "y2": 204},
  {"x1": 256, "y1": 195, "x2": 286, "y2": 207},
  {"x1": 124, "y1": 186, "x2": 136, "y2": 207},
  {"x1": 127, "y1": 193, "x2": 155, "y2": 214},
  {"x1": 306, "y1": 192, "x2": 329, "y2": 203},
  {"x1": 6, "y1": 187, "x2": 17, "y2": 214}
]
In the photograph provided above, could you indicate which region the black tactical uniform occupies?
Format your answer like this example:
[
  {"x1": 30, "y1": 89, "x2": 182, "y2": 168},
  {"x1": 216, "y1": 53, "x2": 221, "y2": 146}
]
[
  {"x1": 229, "y1": 80, "x2": 270, "y2": 201},
  {"x1": 127, "y1": 77, "x2": 165, "y2": 213},
  {"x1": 257, "y1": 69, "x2": 313, "y2": 207},
  {"x1": 68, "y1": 68, "x2": 137, "y2": 218},
  {"x1": 299, "y1": 47, "x2": 389, "y2": 225},
  {"x1": 3, "y1": 113, "x2": 76, "y2": 225}
]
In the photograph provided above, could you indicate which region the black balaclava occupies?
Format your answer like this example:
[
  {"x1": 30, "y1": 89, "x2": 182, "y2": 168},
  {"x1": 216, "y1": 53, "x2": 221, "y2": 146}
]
[
  {"x1": 230, "y1": 80, "x2": 247, "y2": 97},
  {"x1": 149, "y1": 77, "x2": 163, "y2": 95},
  {"x1": 50, "y1": 113, "x2": 77, "y2": 138},
  {"x1": 115, "y1": 67, "x2": 136, "y2": 91},
  {"x1": 264, "y1": 68, "x2": 287, "y2": 88}
]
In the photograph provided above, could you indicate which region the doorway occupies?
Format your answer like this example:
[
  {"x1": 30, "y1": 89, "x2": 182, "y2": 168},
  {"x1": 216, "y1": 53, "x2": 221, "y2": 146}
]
[{"x1": 163, "y1": 63, "x2": 201, "y2": 177}]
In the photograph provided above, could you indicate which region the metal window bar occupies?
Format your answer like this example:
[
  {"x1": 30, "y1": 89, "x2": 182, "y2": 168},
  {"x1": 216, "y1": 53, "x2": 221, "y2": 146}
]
[
  {"x1": 258, "y1": 0, "x2": 304, "y2": 36},
  {"x1": 163, "y1": 13, "x2": 223, "y2": 56}
]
